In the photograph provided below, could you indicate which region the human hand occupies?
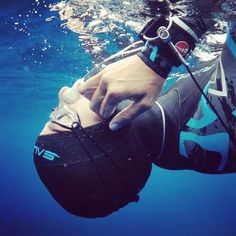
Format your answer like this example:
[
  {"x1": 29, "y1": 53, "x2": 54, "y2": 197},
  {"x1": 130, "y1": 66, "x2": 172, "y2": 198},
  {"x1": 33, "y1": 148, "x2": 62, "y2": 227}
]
[{"x1": 79, "y1": 55, "x2": 165, "y2": 131}]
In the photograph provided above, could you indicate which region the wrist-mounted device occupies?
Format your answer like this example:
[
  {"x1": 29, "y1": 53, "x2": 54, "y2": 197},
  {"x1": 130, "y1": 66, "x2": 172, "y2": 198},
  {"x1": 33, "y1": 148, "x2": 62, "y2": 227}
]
[{"x1": 138, "y1": 14, "x2": 200, "y2": 78}]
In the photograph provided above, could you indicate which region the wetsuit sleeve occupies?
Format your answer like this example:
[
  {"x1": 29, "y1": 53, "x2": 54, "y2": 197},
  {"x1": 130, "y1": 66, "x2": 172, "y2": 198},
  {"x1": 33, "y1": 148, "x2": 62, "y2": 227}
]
[{"x1": 137, "y1": 16, "x2": 215, "y2": 78}]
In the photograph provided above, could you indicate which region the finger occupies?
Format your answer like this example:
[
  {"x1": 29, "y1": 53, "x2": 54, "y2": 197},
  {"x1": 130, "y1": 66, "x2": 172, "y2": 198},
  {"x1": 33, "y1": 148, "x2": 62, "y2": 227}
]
[
  {"x1": 100, "y1": 85, "x2": 146, "y2": 118},
  {"x1": 89, "y1": 81, "x2": 107, "y2": 114},
  {"x1": 109, "y1": 99, "x2": 150, "y2": 131},
  {"x1": 99, "y1": 90, "x2": 121, "y2": 118},
  {"x1": 78, "y1": 71, "x2": 103, "y2": 99},
  {"x1": 72, "y1": 79, "x2": 84, "y2": 89}
]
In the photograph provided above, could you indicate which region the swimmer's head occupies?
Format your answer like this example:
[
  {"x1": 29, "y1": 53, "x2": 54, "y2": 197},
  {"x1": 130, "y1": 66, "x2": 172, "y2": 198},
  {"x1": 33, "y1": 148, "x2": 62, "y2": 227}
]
[{"x1": 33, "y1": 102, "x2": 153, "y2": 218}]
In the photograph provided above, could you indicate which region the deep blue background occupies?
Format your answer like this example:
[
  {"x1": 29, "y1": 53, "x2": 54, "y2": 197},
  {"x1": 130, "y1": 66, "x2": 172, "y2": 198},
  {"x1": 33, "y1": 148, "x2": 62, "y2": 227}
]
[{"x1": 1, "y1": 1, "x2": 236, "y2": 235}]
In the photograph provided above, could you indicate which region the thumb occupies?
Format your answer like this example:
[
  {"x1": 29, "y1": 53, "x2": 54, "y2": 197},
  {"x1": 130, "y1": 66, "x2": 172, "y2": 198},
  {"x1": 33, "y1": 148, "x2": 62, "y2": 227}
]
[
  {"x1": 109, "y1": 99, "x2": 150, "y2": 131},
  {"x1": 79, "y1": 72, "x2": 103, "y2": 100}
]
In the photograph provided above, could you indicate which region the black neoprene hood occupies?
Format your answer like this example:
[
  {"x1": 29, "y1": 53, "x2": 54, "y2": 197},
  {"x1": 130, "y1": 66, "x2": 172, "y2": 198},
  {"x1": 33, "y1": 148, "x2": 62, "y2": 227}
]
[{"x1": 33, "y1": 121, "x2": 152, "y2": 218}]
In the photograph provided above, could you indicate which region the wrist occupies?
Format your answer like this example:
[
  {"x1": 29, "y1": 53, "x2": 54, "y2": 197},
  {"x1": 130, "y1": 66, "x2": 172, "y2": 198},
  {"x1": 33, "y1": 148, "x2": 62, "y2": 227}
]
[
  {"x1": 138, "y1": 14, "x2": 199, "y2": 78},
  {"x1": 137, "y1": 48, "x2": 172, "y2": 78}
]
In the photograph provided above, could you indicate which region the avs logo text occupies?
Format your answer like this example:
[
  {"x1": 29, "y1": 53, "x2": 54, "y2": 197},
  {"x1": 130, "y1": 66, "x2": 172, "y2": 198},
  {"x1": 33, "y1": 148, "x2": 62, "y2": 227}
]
[{"x1": 34, "y1": 146, "x2": 60, "y2": 161}]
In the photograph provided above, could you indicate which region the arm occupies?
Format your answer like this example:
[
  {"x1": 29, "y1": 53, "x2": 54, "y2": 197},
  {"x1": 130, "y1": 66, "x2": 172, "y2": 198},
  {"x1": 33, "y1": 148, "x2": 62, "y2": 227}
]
[{"x1": 78, "y1": 13, "x2": 216, "y2": 131}]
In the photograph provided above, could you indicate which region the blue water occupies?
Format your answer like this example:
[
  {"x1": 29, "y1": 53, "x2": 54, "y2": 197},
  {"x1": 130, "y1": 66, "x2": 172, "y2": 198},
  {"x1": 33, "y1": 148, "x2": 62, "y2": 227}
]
[{"x1": 1, "y1": 1, "x2": 236, "y2": 235}]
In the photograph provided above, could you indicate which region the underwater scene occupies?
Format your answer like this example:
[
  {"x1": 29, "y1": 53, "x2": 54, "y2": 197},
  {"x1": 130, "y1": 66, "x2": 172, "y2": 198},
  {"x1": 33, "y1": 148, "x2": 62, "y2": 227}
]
[{"x1": 1, "y1": 0, "x2": 236, "y2": 235}]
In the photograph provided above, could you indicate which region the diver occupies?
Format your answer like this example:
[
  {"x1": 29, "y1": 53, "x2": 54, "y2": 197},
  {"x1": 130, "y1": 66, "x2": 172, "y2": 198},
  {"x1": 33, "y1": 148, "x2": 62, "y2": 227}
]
[
  {"x1": 33, "y1": 1, "x2": 236, "y2": 218},
  {"x1": 33, "y1": 32, "x2": 236, "y2": 218}
]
